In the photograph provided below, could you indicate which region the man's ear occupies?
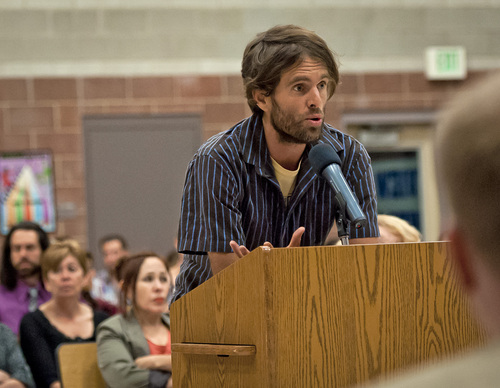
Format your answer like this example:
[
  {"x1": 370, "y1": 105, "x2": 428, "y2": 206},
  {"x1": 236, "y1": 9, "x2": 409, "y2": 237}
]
[
  {"x1": 253, "y1": 89, "x2": 271, "y2": 113},
  {"x1": 449, "y1": 227, "x2": 476, "y2": 291}
]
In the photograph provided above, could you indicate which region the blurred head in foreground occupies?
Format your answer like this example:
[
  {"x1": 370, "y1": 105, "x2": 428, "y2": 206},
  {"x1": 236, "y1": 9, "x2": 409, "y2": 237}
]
[{"x1": 436, "y1": 72, "x2": 500, "y2": 337}]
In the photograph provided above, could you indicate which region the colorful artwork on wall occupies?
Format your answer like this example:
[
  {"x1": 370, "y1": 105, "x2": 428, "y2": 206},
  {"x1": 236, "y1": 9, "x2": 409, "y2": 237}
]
[{"x1": 0, "y1": 150, "x2": 56, "y2": 235}]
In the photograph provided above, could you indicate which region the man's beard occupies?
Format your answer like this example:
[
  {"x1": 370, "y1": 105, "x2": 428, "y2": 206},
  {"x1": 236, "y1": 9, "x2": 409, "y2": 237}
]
[
  {"x1": 270, "y1": 98, "x2": 324, "y2": 144},
  {"x1": 14, "y1": 259, "x2": 41, "y2": 279}
]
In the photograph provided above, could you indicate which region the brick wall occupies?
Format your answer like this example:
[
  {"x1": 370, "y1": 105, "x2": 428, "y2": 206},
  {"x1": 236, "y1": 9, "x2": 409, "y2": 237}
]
[{"x1": 0, "y1": 70, "x2": 492, "y2": 247}]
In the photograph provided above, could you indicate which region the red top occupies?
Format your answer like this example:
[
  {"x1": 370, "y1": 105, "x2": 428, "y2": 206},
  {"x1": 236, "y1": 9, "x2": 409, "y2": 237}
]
[{"x1": 146, "y1": 330, "x2": 171, "y2": 355}]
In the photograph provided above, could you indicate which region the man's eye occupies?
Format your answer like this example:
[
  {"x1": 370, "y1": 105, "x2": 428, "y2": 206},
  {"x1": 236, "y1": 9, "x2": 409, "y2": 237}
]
[{"x1": 293, "y1": 84, "x2": 303, "y2": 92}]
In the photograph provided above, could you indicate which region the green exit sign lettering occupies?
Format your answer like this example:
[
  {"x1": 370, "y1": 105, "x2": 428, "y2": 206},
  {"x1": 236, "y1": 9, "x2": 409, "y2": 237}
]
[{"x1": 425, "y1": 46, "x2": 467, "y2": 80}]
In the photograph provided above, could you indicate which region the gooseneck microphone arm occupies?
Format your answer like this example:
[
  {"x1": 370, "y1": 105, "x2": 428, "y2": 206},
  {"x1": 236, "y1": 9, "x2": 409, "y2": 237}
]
[
  {"x1": 309, "y1": 143, "x2": 367, "y2": 245},
  {"x1": 333, "y1": 191, "x2": 350, "y2": 245}
]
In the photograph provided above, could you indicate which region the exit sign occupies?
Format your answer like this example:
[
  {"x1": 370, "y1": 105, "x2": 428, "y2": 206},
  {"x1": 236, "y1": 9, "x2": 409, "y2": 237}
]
[{"x1": 425, "y1": 46, "x2": 467, "y2": 80}]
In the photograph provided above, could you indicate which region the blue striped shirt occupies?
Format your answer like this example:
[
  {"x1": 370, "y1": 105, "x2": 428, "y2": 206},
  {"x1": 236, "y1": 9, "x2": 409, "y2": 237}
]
[{"x1": 172, "y1": 113, "x2": 378, "y2": 302}]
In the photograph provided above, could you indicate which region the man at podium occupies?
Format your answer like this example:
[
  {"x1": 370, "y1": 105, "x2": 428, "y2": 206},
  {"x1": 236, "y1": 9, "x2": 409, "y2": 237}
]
[{"x1": 171, "y1": 25, "x2": 379, "y2": 303}]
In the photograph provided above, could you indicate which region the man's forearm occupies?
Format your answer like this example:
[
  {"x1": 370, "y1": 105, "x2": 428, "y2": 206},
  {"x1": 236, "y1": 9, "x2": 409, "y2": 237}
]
[
  {"x1": 349, "y1": 237, "x2": 380, "y2": 244},
  {"x1": 208, "y1": 252, "x2": 239, "y2": 275}
]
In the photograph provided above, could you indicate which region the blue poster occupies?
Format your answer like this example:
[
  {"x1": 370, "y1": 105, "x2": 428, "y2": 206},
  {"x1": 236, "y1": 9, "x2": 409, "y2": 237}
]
[{"x1": 370, "y1": 152, "x2": 421, "y2": 231}]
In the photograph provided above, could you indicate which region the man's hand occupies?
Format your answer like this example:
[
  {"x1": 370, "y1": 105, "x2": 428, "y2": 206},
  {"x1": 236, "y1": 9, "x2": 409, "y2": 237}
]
[
  {"x1": 229, "y1": 241, "x2": 252, "y2": 258},
  {"x1": 287, "y1": 226, "x2": 305, "y2": 247},
  {"x1": 210, "y1": 227, "x2": 306, "y2": 275},
  {"x1": 229, "y1": 226, "x2": 306, "y2": 258}
]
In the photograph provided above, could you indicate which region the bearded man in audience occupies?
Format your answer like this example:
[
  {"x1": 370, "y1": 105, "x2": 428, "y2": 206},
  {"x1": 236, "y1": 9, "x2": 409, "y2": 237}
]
[{"x1": 0, "y1": 221, "x2": 51, "y2": 335}]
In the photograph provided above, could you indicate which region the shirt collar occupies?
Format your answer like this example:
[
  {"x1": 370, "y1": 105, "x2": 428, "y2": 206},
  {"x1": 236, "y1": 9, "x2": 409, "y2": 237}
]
[
  {"x1": 12, "y1": 280, "x2": 32, "y2": 303},
  {"x1": 239, "y1": 112, "x2": 273, "y2": 178},
  {"x1": 14, "y1": 279, "x2": 48, "y2": 303}
]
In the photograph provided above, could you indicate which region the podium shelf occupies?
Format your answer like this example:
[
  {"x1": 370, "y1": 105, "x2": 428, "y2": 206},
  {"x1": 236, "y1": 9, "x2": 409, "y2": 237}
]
[{"x1": 172, "y1": 343, "x2": 256, "y2": 357}]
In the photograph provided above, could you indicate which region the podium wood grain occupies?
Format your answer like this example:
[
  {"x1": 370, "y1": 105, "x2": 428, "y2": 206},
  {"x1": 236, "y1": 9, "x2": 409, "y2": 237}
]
[{"x1": 170, "y1": 242, "x2": 485, "y2": 387}]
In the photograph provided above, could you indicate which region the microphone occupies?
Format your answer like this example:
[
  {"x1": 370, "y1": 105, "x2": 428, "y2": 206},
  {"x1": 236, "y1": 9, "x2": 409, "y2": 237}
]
[{"x1": 309, "y1": 143, "x2": 367, "y2": 229}]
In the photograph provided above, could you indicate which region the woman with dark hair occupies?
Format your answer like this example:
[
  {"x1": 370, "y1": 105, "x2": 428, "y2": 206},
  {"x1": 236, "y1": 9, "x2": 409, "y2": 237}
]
[
  {"x1": 97, "y1": 252, "x2": 173, "y2": 388},
  {"x1": 19, "y1": 240, "x2": 108, "y2": 388}
]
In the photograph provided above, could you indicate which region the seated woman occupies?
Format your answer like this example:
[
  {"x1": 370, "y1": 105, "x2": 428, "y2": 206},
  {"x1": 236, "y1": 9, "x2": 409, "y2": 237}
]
[
  {"x1": 378, "y1": 214, "x2": 422, "y2": 243},
  {"x1": 0, "y1": 322, "x2": 34, "y2": 388},
  {"x1": 19, "y1": 240, "x2": 108, "y2": 388},
  {"x1": 97, "y1": 252, "x2": 172, "y2": 388},
  {"x1": 82, "y1": 251, "x2": 119, "y2": 317}
]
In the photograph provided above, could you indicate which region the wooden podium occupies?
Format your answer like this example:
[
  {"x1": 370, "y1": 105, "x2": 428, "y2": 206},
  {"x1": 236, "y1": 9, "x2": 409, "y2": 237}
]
[{"x1": 170, "y1": 242, "x2": 485, "y2": 387}]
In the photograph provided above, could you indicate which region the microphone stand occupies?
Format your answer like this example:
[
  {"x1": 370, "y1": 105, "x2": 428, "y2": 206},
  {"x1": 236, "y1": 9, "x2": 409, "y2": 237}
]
[{"x1": 333, "y1": 192, "x2": 350, "y2": 245}]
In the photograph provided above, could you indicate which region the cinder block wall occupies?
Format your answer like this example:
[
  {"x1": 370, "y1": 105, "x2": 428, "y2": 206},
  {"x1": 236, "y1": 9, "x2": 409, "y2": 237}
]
[
  {"x1": 0, "y1": 1, "x2": 499, "y2": 246},
  {"x1": 1, "y1": 2, "x2": 500, "y2": 76}
]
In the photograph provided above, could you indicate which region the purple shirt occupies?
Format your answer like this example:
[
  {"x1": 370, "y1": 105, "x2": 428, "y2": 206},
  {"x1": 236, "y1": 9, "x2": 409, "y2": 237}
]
[{"x1": 0, "y1": 281, "x2": 51, "y2": 336}]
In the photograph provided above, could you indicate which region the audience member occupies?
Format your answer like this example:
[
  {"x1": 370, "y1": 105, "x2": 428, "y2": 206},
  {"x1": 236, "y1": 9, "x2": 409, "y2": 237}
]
[
  {"x1": 0, "y1": 323, "x2": 34, "y2": 388},
  {"x1": 51, "y1": 236, "x2": 117, "y2": 315},
  {"x1": 0, "y1": 221, "x2": 51, "y2": 335},
  {"x1": 19, "y1": 240, "x2": 108, "y2": 388},
  {"x1": 82, "y1": 251, "x2": 118, "y2": 316},
  {"x1": 165, "y1": 249, "x2": 183, "y2": 303},
  {"x1": 97, "y1": 252, "x2": 172, "y2": 388},
  {"x1": 91, "y1": 234, "x2": 128, "y2": 306},
  {"x1": 377, "y1": 214, "x2": 422, "y2": 243},
  {"x1": 361, "y1": 73, "x2": 500, "y2": 387}
]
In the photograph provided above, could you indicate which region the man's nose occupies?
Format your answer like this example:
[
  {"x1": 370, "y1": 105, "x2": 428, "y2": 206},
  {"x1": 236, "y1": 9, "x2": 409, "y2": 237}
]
[
  {"x1": 19, "y1": 248, "x2": 32, "y2": 258},
  {"x1": 307, "y1": 87, "x2": 322, "y2": 108}
]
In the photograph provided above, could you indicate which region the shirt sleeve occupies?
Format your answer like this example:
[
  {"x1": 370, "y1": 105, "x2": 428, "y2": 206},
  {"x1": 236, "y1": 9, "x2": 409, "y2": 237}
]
[
  {"x1": 96, "y1": 320, "x2": 150, "y2": 388},
  {"x1": 1, "y1": 324, "x2": 35, "y2": 388},
  {"x1": 19, "y1": 312, "x2": 59, "y2": 388},
  {"x1": 178, "y1": 153, "x2": 245, "y2": 254}
]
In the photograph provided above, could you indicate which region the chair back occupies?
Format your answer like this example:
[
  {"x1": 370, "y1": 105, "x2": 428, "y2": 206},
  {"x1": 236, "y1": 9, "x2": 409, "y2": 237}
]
[{"x1": 57, "y1": 342, "x2": 106, "y2": 388}]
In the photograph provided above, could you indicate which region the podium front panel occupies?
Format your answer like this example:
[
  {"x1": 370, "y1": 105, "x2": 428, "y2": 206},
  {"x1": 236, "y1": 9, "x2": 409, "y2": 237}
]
[{"x1": 170, "y1": 243, "x2": 485, "y2": 387}]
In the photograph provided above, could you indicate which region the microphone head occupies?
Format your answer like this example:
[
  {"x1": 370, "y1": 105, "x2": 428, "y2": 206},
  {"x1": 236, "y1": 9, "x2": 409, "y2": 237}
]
[{"x1": 309, "y1": 143, "x2": 341, "y2": 174}]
